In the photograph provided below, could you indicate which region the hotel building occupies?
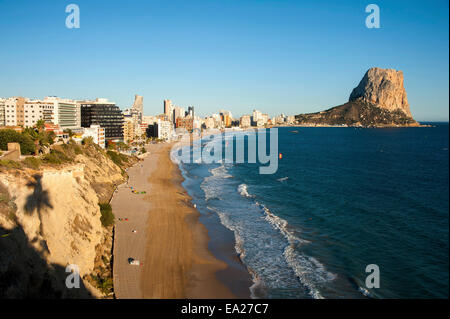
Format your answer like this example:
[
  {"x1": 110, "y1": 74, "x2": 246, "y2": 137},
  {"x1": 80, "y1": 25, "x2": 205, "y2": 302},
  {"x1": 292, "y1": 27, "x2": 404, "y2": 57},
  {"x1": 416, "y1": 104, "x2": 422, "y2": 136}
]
[
  {"x1": 81, "y1": 98, "x2": 124, "y2": 142},
  {"x1": 43, "y1": 97, "x2": 79, "y2": 129}
]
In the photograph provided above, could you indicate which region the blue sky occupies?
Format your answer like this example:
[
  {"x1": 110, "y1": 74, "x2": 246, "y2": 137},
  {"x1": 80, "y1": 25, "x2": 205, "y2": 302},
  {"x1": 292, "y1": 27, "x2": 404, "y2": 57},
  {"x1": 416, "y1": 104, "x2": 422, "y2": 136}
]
[{"x1": 0, "y1": 0, "x2": 448, "y2": 121}]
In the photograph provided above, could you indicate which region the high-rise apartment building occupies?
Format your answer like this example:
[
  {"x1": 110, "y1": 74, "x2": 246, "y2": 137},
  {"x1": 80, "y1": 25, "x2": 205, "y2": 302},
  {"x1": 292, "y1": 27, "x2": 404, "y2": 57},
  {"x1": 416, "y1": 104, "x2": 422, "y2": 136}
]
[
  {"x1": 81, "y1": 98, "x2": 124, "y2": 142},
  {"x1": 240, "y1": 115, "x2": 251, "y2": 128},
  {"x1": 3, "y1": 97, "x2": 24, "y2": 126},
  {"x1": 146, "y1": 119, "x2": 173, "y2": 141},
  {"x1": 130, "y1": 94, "x2": 143, "y2": 124},
  {"x1": 123, "y1": 118, "x2": 135, "y2": 143},
  {"x1": 43, "y1": 97, "x2": 78, "y2": 129},
  {"x1": 164, "y1": 99, "x2": 173, "y2": 122},
  {"x1": 172, "y1": 106, "x2": 184, "y2": 125},
  {"x1": 23, "y1": 99, "x2": 55, "y2": 128},
  {"x1": 186, "y1": 106, "x2": 194, "y2": 118}
]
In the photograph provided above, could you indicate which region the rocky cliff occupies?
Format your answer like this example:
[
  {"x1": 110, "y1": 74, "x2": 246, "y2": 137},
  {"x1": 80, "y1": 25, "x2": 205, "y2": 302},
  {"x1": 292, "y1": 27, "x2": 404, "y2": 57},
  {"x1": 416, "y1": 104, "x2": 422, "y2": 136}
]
[
  {"x1": 295, "y1": 67, "x2": 418, "y2": 127},
  {"x1": 0, "y1": 143, "x2": 137, "y2": 298},
  {"x1": 349, "y1": 68, "x2": 412, "y2": 118}
]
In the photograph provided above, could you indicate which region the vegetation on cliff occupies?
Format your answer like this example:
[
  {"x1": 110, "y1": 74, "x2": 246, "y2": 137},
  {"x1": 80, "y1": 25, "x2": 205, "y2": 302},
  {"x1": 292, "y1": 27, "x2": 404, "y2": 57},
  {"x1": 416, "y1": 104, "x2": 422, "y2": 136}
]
[{"x1": 0, "y1": 135, "x2": 140, "y2": 298}]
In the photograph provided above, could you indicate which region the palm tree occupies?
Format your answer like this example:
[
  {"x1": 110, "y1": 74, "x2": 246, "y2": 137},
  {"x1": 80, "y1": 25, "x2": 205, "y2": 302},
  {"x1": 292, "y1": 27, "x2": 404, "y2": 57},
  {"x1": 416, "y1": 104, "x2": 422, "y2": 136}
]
[{"x1": 35, "y1": 119, "x2": 45, "y2": 132}]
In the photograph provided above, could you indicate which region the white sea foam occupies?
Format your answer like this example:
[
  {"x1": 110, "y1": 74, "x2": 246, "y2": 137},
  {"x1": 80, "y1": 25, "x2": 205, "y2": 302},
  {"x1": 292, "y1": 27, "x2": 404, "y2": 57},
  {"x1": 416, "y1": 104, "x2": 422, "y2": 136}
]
[
  {"x1": 277, "y1": 177, "x2": 289, "y2": 182},
  {"x1": 211, "y1": 205, "x2": 264, "y2": 298},
  {"x1": 202, "y1": 165, "x2": 233, "y2": 200},
  {"x1": 237, "y1": 184, "x2": 252, "y2": 198},
  {"x1": 198, "y1": 159, "x2": 336, "y2": 299},
  {"x1": 259, "y1": 203, "x2": 336, "y2": 298}
]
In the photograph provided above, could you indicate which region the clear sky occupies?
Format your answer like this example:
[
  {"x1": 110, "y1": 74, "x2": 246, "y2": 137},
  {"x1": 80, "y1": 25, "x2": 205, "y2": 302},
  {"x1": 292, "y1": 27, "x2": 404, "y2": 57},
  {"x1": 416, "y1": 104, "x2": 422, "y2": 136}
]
[{"x1": 0, "y1": 0, "x2": 448, "y2": 121}]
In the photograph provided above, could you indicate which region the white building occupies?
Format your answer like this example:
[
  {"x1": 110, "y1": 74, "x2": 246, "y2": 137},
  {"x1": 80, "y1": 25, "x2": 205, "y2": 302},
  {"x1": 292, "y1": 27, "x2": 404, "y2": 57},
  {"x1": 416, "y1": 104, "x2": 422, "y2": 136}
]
[
  {"x1": 142, "y1": 115, "x2": 158, "y2": 125},
  {"x1": 252, "y1": 110, "x2": 268, "y2": 126},
  {"x1": 204, "y1": 117, "x2": 215, "y2": 129},
  {"x1": 286, "y1": 115, "x2": 295, "y2": 124},
  {"x1": 44, "y1": 96, "x2": 79, "y2": 129},
  {"x1": 22, "y1": 99, "x2": 55, "y2": 128},
  {"x1": 239, "y1": 115, "x2": 251, "y2": 128},
  {"x1": 157, "y1": 119, "x2": 173, "y2": 141},
  {"x1": 0, "y1": 99, "x2": 5, "y2": 126},
  {"x1": 172, "y1": 106, "x2": 185, "y2": 125},
  {"x1": 82, "y1": 125, "x2": 105, "y2": 148},
  {"x1": 3, "y1": 97, "x2": 19, "y2": 126}
]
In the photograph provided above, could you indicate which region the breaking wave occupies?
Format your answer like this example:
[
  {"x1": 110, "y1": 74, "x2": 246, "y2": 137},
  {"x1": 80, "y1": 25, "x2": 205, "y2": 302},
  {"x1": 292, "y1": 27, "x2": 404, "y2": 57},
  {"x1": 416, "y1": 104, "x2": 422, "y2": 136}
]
[
  {"x1": 238, "y1": 184, "x2": 252, "y2": 198},
  {"x1": 198, "y1": 163, "x2": 336, "y2": 299}
]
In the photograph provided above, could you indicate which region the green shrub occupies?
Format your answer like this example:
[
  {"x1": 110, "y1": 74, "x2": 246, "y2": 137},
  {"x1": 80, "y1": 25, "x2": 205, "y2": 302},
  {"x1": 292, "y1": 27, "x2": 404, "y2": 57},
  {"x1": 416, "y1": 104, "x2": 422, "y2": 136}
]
[
  {"x1": 82, "y1": 136, "x2": 94, "y2": 146},
  {"x1": 91, "y1": 275, "x2": 113, "y2": 295},
  {"x1": 0, "y1": 129, "x2": 35, "y2": 155},
  {"x1": 23, "y1": 157, "x2": 41, "y2": 169},
  {"x1": 43, "y1": 149, "x2": 70, "y2": 164},
  {"x1": 106, "y1": 151, "x2": 123, "y2": 166},
  {"x1": 73, "y1": 144, "x2": 83, "y2": 155},
  {"x1": 0, "y1": 160, "x2": 22, "y2": 169},
  {"x1": 99, "y1": 203, "x2": 115, "y2": 227}
]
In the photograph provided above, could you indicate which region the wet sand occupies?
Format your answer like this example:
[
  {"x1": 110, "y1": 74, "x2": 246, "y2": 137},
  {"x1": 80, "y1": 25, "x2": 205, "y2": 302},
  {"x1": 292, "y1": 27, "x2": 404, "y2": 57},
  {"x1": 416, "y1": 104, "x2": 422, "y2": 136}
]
[{"x1": 113, "y1": 142, "x2": 249, "y2": 298}]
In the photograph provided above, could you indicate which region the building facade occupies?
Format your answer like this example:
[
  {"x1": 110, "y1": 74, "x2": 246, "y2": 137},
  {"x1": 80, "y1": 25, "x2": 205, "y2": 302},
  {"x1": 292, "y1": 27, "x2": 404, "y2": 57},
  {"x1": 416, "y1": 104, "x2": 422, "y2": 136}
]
[
  {"x1": 43, "y1": 97, "x2": 78, "y2": 129},
  {"x1": 0, "y1": 99, "x2": 5, "y2": 126},
  {"x1": 81, "y1": 99, "x2": 124, "y2": 142},
  {"x1": 176, "y1": 117, "x2": 194, "y2": 132},
  {"x1": 123, "y1": 118, "x2": 135, "y2": 143},
  {"x1": 82, "y1": 125, "x2": 106, "y2": 148},
  {"x1": 147, "y1": 119, "x2": 173, "y2": 140},
  {"x1": 240, "y1": 115, "x2": 251, "y2": 128},
  {"x1": 3, "y1": 97, "x2": 23, "y2": 126},
  {"x1": 164, "y1": 99, "x2": 173, "y2": 122}
]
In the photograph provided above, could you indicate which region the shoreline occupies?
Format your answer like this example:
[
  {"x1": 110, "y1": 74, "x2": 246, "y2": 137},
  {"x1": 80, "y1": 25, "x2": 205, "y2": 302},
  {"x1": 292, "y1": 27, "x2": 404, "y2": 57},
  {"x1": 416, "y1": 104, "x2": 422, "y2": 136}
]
[
  {"x1": 112, "y1": 142, "x2": 250, "y2": 298},
  {"x1": 141, "y1": 143, "x2": 236, "y2": 298}
]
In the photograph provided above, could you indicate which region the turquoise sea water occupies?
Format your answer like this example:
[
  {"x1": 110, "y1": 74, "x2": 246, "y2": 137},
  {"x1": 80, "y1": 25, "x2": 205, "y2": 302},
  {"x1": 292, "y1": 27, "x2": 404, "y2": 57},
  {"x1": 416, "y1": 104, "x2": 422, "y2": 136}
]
[{"x1": 178, "y1": 124, "x2": 449, "y2": 298}]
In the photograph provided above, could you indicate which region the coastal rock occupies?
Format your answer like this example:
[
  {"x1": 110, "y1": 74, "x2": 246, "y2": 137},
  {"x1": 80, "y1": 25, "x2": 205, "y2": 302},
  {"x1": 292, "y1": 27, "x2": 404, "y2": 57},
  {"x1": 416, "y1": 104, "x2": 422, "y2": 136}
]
[
  {"x1": 349, "y1": 67, "x2": 412, "y2": 117},
  {"x1": 295, "y1": 67, "x2": 418, "y2": 127}
]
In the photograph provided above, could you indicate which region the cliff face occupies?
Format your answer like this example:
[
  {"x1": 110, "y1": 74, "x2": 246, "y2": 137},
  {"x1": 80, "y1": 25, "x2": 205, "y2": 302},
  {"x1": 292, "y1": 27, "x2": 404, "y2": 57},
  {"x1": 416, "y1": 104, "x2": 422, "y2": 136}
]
[
  {"x1": 349, "y1": 68, "x2": 412, "y2": 118},
  {"x1": 295, "y1": 67, "x2": 418, "y2": 127},
  {"x1": 0, "y1": 145, "x2": 132, "y2": 298}
]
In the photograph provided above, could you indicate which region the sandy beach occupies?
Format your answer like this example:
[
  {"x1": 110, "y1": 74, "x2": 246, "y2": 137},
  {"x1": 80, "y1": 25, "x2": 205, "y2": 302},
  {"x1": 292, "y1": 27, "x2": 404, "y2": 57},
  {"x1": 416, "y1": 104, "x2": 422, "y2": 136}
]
[{"x1": 112, "y1": 142, "x2": 241, "y2": 298}]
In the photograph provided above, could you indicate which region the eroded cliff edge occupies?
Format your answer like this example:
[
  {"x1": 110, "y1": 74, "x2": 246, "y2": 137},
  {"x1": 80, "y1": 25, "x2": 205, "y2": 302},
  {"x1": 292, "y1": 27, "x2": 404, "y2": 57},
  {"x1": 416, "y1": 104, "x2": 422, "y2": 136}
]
[{"x1": 0, "y1": 142, "x2": 137, "y2": 298}]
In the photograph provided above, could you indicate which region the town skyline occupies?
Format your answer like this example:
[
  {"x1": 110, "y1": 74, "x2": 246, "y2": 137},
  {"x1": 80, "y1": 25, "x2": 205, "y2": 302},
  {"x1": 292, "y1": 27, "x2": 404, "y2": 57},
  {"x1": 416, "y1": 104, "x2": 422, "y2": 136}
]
[{"x1": 0, "y1": 0, "x2": 448, "y2": 121}]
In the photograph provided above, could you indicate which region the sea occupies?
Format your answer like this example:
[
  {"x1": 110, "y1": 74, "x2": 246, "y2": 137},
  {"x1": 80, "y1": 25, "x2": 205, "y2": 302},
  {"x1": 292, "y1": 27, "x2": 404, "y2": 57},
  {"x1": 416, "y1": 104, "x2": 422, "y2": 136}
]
[{"x1": 175, "y1": 123, "x2": 449, "y2": 299}]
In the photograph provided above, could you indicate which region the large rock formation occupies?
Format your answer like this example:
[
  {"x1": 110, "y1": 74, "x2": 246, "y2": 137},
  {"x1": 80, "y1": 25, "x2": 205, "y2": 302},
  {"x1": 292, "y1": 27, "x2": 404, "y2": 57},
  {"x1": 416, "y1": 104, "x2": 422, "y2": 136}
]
[
  {"x1": 295, "y1": 67, "x2": 418, "y2": 127},
  {"x1": 349, "y1": 68, "x2": 412, "y2": 118}
]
